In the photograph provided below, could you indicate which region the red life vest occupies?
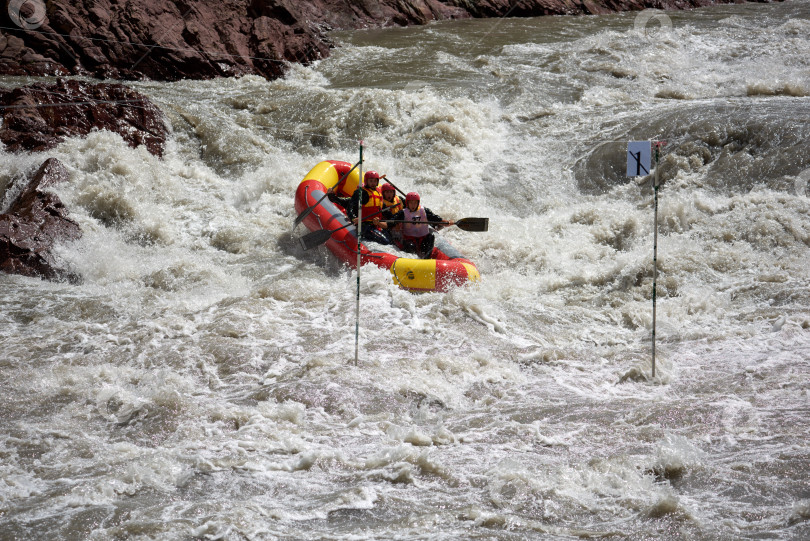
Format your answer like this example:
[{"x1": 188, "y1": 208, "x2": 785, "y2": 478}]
[
  {"x1": 360, "y1": 187, "x2": 383, "y2": 221},
  {"x1": 402, "y1": 207, "x2": 429, "y2": 237}
]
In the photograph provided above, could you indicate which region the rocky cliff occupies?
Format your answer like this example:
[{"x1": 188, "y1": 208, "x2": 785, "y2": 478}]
[{"x1": 0, "y1": 0, "x2": 744, "y2": 82}]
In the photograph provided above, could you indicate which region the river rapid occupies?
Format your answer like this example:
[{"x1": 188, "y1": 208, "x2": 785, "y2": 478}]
[{"x1": 2, "y1": 2, "x2": 810, "y2": 539}]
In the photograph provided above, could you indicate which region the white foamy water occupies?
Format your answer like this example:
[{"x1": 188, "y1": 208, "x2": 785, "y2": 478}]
[{"x1": 2, "y1": 2, "x2": 810, "y2": 539}]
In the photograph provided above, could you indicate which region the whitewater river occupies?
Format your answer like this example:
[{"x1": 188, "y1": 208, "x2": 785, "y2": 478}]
[{"x1": 2, "y1": 1, "x2": 810, "y2": 539}]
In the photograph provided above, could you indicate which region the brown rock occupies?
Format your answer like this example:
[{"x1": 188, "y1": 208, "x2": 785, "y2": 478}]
[
  {"x1": 0, "y1": 79, "x2": 167, "y2": 156},
  {"x1": 0, "y1": 0, "x2": 330, "y2": 80},
  {"x1": 0, "y1": 158, "x2": 82, "y2": 282}
]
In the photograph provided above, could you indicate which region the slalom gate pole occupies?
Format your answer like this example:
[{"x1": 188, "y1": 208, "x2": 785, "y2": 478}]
[
  {"x1": 651, "y1": 142, "x2": 661, "y2": 379},
  {"x1": 354, "y1": 141, "x2": 364, "y2": 366}
]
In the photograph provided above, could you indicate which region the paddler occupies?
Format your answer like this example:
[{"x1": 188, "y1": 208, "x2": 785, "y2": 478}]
[
  {"x1": 380, "y1": 182, "x2": 404, "y2": 244},
  {"x1": 384, "y1": 191, "x2": 453, "y2": 259},
  {"x1": 328, "y1": 170, "x2": 390, "y2": 245},
  {"x1": 380, "y1": 182, "x2": 403, "y2": 219}
]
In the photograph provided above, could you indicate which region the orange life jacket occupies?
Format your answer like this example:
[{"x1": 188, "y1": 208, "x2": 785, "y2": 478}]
[{"x1": 382, "y1": 195, "x2": 403, "y2": 215}]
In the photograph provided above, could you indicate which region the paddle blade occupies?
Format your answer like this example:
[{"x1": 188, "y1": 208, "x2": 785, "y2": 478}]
[
  {"x1": 299, "y1": 229, "x2": 334, "y2": 251},
  {"x1": 455, "y1": 217, "x2": 488, "y2": 232}
]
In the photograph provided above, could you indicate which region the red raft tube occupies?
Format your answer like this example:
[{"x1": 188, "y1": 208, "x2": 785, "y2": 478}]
[{"x1": 294, "y1": 160, "x2": 480, "y2": 292}]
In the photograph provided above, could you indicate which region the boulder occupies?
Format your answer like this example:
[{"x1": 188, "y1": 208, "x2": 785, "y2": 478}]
[
  {"x1": 0, "y1": 79, "x2": 167, "y2": 156},
  {"x1": 0, "y1": 158, "x2": 81, "y2": 282}
]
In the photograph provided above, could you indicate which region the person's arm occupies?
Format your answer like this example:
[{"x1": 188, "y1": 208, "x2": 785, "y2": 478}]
[
  {"x1": 424, "y1": 208, "x2": 452, "y2": 229},
  {"x1": 383, "y1": 210, "x2": 405, "y2": 226},
  {"x1": 347, "y1": 189, "x2": 369, "y2": 222},
  {"x1": 327, "y1": 188, "x2": 351, "y2": 211}
]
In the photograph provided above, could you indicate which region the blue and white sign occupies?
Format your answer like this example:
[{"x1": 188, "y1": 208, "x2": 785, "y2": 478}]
[{"x1": 627, "y1": 141, "x2": 651, "y2": 177}]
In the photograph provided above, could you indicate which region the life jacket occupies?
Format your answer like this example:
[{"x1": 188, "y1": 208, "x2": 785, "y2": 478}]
[
  {"x1": 402, "y1": 207, "x2": 429, "y2": 237},
  {"x1": 382, "y1": 195, "x2": 403, "y2": 216},
  {"x1": 360, "y1": 186, "x2": 383, "y2": 221}
]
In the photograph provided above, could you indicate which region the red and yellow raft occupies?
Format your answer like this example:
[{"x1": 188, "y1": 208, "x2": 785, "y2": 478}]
[{"x1": 294, "y1": 160, "x2": 480, "y2": 292}]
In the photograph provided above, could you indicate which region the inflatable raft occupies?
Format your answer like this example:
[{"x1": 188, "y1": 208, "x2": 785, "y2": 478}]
[{"x1": 294, "y1": 160, "x2": 480, "y2": 292}]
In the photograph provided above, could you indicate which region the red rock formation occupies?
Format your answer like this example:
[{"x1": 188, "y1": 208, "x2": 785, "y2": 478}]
[
  {"x1": 0, "y1": 79, "x2": 167, "y2": 156},
  {"x1": 0, "y1": 158, "x2": 81, "y2": 281},
  {"x1": 0, "y1": 0, "x2": 747, "y2": 82}
]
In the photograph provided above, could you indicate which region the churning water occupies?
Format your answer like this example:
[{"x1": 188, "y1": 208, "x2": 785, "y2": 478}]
[{"x1": 2, "y1": 2, "x2": 810, "y2": 539}]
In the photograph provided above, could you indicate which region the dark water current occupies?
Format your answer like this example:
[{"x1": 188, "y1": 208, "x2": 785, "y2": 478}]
[{"x1": 1, "y1": 2, "x2": 810, "y2": 539}]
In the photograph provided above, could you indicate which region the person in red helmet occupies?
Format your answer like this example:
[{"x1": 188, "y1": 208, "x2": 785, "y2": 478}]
[
  {"x1": 384, "y1": 191, "x2": 453, "y2": 258},
  {"x1": 379, "y1": 182, "x2": 404, "y2": 243},
  {"x1": 379, "y1": 183, "x2": 403, "y2": 219},
  {"x1": 328, "y1": 170, "x2": 390, "y2": 245}
]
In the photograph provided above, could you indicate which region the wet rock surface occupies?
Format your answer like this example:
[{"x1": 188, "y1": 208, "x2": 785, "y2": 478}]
[
  {"x1": 0, "y1": 79, "x2": 167, "y2": 156},
  {"x1": 0, "y1": 158, "x2": 81, "y2": 281}
]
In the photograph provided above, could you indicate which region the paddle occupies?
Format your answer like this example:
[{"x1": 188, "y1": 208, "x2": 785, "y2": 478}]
[
  {"x1": 383, "y1": 217, "x2": 488, "y2": 232},
  {"x1": 379, "y1": 175, "x2": 408, "y2": 197},
  {"x1": 378, "y1": 180, "x2": 487, "y2": 231},
  {"x1": 299, "y1": 209, "x2": 385, "y2": 251},
  {"x1": 293, "y1": 161, "x2": 360, "y2": 229}
]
